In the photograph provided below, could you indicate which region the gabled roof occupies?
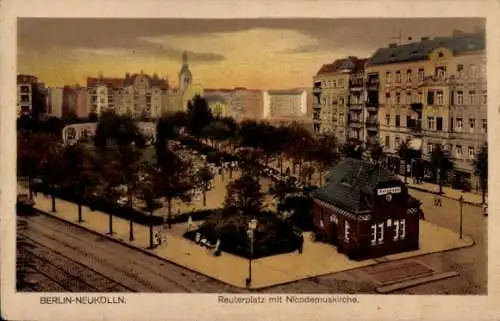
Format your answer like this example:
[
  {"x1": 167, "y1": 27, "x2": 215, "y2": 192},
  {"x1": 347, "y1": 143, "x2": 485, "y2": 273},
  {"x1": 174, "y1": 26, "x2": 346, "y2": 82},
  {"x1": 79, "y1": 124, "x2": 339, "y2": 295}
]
[
  {"x1": 368, "y1": 32, "x2": 485, "y2": 66},
  {"x1": 312, "y1": 158, "x2": 400, "y2": 213},
  {"x1": 316, "y1": 56, "x2": 368, "y2": 76}
]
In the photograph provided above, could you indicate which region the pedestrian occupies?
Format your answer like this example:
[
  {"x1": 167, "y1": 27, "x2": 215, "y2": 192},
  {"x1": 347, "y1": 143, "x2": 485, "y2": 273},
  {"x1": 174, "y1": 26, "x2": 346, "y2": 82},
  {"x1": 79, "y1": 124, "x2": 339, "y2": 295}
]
[{"x1": 298, "y1": 234, "x2": 304, "y2": 254}]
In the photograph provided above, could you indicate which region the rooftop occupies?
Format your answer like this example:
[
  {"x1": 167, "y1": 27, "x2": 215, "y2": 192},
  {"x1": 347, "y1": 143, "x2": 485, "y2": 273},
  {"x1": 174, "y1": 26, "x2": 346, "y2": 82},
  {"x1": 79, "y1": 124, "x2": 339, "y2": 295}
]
[
  {"x1": 316, "y1": 57, "x2": 368, "y2": 76},
  {"x1": 368, "y1": 31, "x2": 485, "y2": 66},
  {"x1": 312, "y1": 158, "x2": 412, "y2": 213}
]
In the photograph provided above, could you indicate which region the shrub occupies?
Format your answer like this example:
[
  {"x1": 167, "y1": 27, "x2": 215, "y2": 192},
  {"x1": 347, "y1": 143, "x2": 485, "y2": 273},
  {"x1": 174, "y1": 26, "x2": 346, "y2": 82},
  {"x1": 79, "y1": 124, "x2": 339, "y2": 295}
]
[{"x1": 183, "y1": 210, "x2": 302, "y2": 259}]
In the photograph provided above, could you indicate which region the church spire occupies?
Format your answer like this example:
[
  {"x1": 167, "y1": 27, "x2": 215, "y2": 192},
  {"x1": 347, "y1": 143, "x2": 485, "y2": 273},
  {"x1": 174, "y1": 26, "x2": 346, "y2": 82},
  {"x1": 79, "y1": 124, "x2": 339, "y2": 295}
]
[{"x1": 182, "y1": 51, "x2": 188, "y2": 65}]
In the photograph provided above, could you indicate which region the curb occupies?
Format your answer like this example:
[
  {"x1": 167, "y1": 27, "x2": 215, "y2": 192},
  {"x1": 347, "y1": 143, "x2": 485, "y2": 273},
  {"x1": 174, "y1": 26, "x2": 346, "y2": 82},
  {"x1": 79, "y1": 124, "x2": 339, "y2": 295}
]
[
  {"x1": 32, "y1": 208, "x2": 251, "y2": 291},
  {"x1": 406, "y1": 185, "x2": 483, "y2": 207}
]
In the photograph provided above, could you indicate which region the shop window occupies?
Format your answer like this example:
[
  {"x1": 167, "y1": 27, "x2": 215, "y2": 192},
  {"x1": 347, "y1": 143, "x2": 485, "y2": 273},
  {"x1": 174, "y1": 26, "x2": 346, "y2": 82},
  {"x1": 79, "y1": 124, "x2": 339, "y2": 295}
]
[
  {"x1": 370, "y1": 224, "x2": 377, "y2": 246},
  {"x1": 393, "y1": 219, "x2": 406, "y2": 240},
  {"x1": 377, "y1": 223, "x2": 384, "y2": 244}
]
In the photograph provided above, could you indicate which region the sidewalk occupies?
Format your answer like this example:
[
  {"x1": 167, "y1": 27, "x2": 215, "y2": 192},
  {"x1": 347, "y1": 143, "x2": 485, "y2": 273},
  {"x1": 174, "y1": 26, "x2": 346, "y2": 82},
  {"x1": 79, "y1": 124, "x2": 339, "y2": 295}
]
[
  {"x1": 397, "y1": 176, "x2": 484, "y2": 206},
  {"x1": 18, "y1": 184, "x2": 475, "y2": 290}
]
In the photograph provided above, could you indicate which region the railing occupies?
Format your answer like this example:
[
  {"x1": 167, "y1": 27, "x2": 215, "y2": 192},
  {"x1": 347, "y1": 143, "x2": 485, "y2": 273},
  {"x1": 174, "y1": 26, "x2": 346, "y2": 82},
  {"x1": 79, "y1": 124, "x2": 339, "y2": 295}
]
[{"x1": 407, "y1": 119, "x2": 422, "y2": 132}]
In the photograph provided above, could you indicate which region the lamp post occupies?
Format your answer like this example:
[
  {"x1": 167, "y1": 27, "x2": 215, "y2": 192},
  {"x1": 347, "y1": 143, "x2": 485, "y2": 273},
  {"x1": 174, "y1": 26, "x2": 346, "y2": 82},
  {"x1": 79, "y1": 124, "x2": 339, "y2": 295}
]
[
  {"x1": 459, "y1": 193, "x2": 464, "y2": 239},
  {"x1": 246, "y1": 218, "x2": 258, "y2": 288}
]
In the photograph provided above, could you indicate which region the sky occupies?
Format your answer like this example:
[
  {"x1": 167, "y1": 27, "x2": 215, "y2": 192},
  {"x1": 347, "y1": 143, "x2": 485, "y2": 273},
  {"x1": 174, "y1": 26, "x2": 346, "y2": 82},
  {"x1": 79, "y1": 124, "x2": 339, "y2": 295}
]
[{"x1": 18, "y1": 18, "x2": 485, "y2": 90}]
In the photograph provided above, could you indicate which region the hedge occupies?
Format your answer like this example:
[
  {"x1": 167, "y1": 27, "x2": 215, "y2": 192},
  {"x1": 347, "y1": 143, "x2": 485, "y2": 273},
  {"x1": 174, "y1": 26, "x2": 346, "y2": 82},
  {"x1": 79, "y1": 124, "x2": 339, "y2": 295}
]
[{"x1": 183, "y1": 210, "x2": 303, "y2": 259}]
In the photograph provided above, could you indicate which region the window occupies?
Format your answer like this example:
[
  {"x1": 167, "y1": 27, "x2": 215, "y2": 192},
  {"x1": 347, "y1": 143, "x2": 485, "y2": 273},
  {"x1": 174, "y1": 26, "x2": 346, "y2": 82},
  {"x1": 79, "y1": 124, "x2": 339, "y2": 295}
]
[
  {"x1": 457, "y1": 91, "x2": 464, "y2": 105},
  {"x1": 339, "y1": 97, "x2": 344, "y2": 106},
  {"x1": 456, "y1": 145, "x2": 463, "y2": 157},
  {"x1": 396, "y1": 93, "x2": 401, "y2": 104},
  {"x1": 393, "y1": 219, "x2": 406, "y2": 241},
  {"x1": 396, "y1": 115, "x2": 400, "y2": 127},
  {"x1": 338, "y1": 79, "x2": 344, "y2": 88},
  {"x1": 395, "y1": 71, "x2": 401, "y2": 83},
  {"x1": 386, "y1": 72, "x2": 392, "y2": 84},
  {"x1": 344, "y1": 221, "x2": 350, "y2": 243},
  {"x1": 427, "y1": 116, "x2": 435, "y2": 130},
  {"x1": 482, "y1": 119, "x2": 487, "y2": 133},
  {"x1": 406, "y1": 70, "x2": 412, "y2": 82},
  {"x1": 385, "y1": 136, "x2": 390, "y2": 148},
  {"x1": 377, "y1": 223, "x2": 384, "y2": 244},
  {"x1": 385, "y1": 114, "x2": 391, "y2": 126},
  {"x1": 427, "y1": 91, "x2": 435, "y2": 105},
  {"x1": 457, "y1": 118, "x2": 463, "y2": 131},
  {"x1": 469, "y1": 64, "x2": 477, "y2": 78},
  {"x1": 437, "y1": 117, "x2": 443, "y2": 131},
  {"x1": 370, "y1": 224, "x2": 377, "y2": 245},
  {"x1": 427, "y1": 143, "x2": 434, "y2": 154},
  {"x1": 395, "y1": 136, "x2": 401, "y2": 147},
  {"x1": 469, "y1": 91, "x2": 476, "y2": 105},
  {"x1": 457, "y1": 64, "x2": 464, "y2": 73},
  {"x1": 468, "y1": 146, "x2": 475, "y2": 159},
  {"x1": 385, "y1": 92, "x2": 390, "y2": 101},
  {"x1": 436, "y1": 91, "x2": 444, "y2": 105},
  {"x1": 436, "y1": 65, "x2": 446, "y2": 79},
  {"x1": 418, "y1": 68, "x2": 425, "y2": 81},
  {"x1": 339, "y1": 112, "x2": 345, "y2": 123},
  {"x1": 470, "y1": 118, "x2": 475, "y2": 131},
  {"x1": 406, "y1": 92, "x2": 411, "y2": 104}
]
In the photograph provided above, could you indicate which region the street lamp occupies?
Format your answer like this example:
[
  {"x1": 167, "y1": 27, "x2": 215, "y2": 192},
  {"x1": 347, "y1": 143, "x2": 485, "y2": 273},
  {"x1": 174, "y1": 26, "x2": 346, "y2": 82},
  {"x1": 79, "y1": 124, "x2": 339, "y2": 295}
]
[{"x1": 246, "y1": 218, "x2": 258, "y2": 288}]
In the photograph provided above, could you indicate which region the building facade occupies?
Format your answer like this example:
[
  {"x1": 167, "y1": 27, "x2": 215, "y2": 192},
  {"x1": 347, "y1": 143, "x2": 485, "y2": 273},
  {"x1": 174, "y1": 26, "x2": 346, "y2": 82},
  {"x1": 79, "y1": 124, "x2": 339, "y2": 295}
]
[
  {"x1": 263, "y1": 89, "x2": 307, "y2": 120},
  {"x1": 47, "y1": 87, "x2": 64, "y2": 118},
  {"x1": 204, "y1": 92, "x2": 229, "y2": 118},
  {"x1": 312, "y1": 57, "x2": 367, "y2": 143},
  {"x1": 311, "y1": 159, "x2": 421, "y2": 260},
  {"x1": 227, "y1": 88, "x2": 264, "y2": 121},
  {"x1": 17, "y1": 74, "x2": 38, "y2": 117},
  {"x1": 366, "y1": 31, "x2": 486, "y2": 184}
]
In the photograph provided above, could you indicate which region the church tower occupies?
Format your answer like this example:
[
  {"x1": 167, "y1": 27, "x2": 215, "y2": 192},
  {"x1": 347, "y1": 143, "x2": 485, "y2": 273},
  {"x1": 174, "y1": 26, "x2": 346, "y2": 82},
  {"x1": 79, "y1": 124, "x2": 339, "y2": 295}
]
[{"x1": 178, "y1": 51, "x2": 192, "y2": 93}]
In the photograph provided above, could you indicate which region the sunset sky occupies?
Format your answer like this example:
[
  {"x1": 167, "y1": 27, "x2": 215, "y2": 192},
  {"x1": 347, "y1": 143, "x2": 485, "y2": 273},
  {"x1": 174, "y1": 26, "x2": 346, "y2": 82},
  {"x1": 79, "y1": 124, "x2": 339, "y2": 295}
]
[{"x1": 18, "y1": 18, "x2": 484, "y2": 90}]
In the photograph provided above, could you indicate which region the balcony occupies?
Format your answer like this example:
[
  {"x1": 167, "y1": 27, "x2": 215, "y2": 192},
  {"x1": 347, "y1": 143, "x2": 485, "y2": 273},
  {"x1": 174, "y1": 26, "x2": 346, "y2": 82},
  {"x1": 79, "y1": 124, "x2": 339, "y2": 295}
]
[
  {"x1": 366, "y1": 118, "x2": 379, "y2": 131},
  {"x1": 366, "y1": 136, "x2": 379, "y2": 146},
  {"x1": 407, "y1": 119, "x2": 422, "y2": 135},
  {"x1": 348, "y1": 103, "x2": 363, "y2": 111},
  {"x1": 410, "y1": 102, "x2": 423, "y2": 112},
  {"x1": 349, "y1": 122, "x2": 363, "y2": 129}
]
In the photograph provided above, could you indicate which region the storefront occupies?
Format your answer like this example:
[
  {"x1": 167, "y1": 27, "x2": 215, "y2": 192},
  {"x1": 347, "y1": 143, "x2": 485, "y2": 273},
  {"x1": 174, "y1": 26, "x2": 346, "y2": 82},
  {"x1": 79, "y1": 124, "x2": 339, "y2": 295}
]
[{"x1": 312, "y1": 159, "x2": 422, "y2": 260}]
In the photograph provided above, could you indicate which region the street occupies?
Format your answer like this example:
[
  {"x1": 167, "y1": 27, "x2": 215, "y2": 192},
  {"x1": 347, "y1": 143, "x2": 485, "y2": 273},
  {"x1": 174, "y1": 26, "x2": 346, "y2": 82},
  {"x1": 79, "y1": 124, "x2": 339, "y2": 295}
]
[{"x1": 18, "y1": 213, "x2": 246, "y2": 293}]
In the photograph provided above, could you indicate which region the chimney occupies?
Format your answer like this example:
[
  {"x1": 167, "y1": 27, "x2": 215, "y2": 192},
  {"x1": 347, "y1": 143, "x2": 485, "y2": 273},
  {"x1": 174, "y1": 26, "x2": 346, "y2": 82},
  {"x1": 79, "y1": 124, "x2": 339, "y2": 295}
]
[{"x1": 389, "y1": 43, "x2": 398, "y2": 48}]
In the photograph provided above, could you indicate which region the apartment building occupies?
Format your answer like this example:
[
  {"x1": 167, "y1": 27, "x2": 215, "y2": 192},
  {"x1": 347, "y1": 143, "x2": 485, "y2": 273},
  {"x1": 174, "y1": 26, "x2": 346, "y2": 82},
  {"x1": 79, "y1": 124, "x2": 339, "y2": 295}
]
[
  {"x1": 366, "y1": 31, "x2": 486, "y2": 183},
  {"x1": 47, "y1": 87, "x2": 64, "y2": 118},
  {"x1": 227, "y1": 88, "x2": 264, "y2": 121},
  {"x1": 312, "y1": 57, "x2": 366, "y2": 143},
  {"x1": 17, "y1": 74, "x2": 38, "y2": 117},
  {"x1": 263, "y1": 89, "x2": 307, "y2": 120}
]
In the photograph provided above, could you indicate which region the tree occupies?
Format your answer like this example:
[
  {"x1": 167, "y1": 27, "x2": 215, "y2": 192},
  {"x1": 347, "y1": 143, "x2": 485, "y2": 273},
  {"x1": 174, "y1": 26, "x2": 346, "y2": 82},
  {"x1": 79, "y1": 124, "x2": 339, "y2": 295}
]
[
  {"x1": 284, "y1": 122, "x2": 314, "y2": 176},
  {"x1": 474, "y1": 143, "x2": 488, "y2": 204},
  {"x1": 17, "y1": 132, "x2": 46, "y2": 199},
  {"x1": 224, "y1": 173, "x2": 263, "y2": 216},
  {"x1": 94, "y1": 112, "x2": 147, "y2": 241},
  {"x1": 38, "y1": 137, "x2": 65, "y2": 213},
  {"x1": 187, "y1": 95, "x2": 214, "y2": 138},
  {"x1": 430, "y1": 144, "x2": 454, "y2": 194},
  {"x1": 341, "y1": 142, "x2": 364, "y2": 159},
  {"x1": 195, "y1": 165, "x2": 215, "y2": 206},
  {"x1": 369, "y1": 143, "x2": 385, "y2": 167},
  {"x1": 137, "y1": 167, "x2": 163, "y2": 249},
  {"x1": 236, "y1": 147, "x2": 263, "y2": 177},
  {"x1": 156, "y1": 111, "x2": 188, "y2": 164},
  {"x1": 61, "y1": 143, "x2": 99, "y2": 222},
  {"x1": 312, "y1": 134, "x2": 340, "y2": 185},
  {"x1": 397, "y1": 141, "x2": 411, "y2": 184},
  {"x1": 268, "y1": 178, "x2": 298, "y2": 208},
  {"x1": 156, "y1": 149, "x2": 194, "y2": 228},
  {"x1": 31, "y1": 83, "x2": 47, "y2": 121},
  {"x1": 300, "y1": 163, "x2": 315, "y2": 186}
]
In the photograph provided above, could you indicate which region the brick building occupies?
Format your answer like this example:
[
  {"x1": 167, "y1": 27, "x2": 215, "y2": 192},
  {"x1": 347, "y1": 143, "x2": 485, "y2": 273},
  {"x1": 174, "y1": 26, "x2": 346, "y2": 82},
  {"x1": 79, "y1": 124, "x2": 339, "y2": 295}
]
[{"x1": 311, "y1": 158, "x2": 421, "y2": 260}]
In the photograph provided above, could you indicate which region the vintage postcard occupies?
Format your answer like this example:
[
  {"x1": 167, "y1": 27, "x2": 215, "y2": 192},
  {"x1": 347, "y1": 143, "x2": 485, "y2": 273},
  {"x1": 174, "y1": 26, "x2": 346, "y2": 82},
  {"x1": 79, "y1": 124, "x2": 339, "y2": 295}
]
[{"x1": 1, "y1": 0, "x2": 499, "y2": 320}]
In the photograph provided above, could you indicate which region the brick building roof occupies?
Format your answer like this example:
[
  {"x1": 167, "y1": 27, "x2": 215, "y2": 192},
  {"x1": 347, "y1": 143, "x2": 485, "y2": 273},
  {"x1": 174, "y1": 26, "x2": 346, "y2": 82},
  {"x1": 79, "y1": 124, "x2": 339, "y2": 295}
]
[{"x1": 312, "y1": 158, "x2": 418, "y2": 213}]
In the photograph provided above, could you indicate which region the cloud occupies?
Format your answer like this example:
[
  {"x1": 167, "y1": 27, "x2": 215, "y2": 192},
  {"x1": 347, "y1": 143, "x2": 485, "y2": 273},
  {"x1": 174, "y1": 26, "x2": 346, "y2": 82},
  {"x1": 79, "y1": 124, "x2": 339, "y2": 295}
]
[
  {"x1": 73, "y1": 47, "x2": 136, "y2": 57},
  {"x1": 162, "y1": 48, "x2": 226, "y2": 62}
]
